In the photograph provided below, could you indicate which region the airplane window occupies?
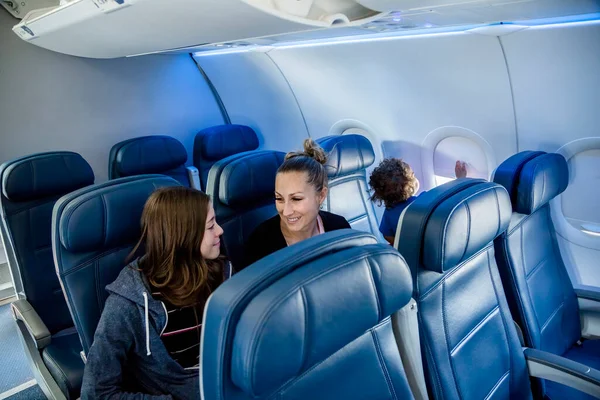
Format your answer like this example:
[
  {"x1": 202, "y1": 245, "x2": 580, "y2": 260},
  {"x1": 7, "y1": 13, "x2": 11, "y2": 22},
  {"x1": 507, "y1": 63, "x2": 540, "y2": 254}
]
[
  {"x1": 561, "y1": 148, "x2": 600, "y2": 232},
  {"x1": 433, "y1": 136, "x2": 489, "y2": 186}
]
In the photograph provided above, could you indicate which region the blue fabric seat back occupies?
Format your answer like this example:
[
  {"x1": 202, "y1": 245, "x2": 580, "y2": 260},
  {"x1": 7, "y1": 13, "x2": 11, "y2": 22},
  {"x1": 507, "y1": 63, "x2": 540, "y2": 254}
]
[
  {"x1": 493, "y1": 151, "x2": 580, "y2": 356},
  {"x1": 52, "y1": 175, "x2": 181, "y2": 353},
  {"x1": 397, "y1": 179, "x2": 533, "y2": 400},
  {"x1": 316, "y1": 135, "x2": 382, "y2": 240},
  {"x1": 0, "y1": 152, "x2": 94, "y2": 334},
  {"x1": 206, "y1": 150, "x2": 285, "y2": 270},
  {"x1": 193, "y1": 125, "x2": 260, "y2": 191},
  {"x1": 109, "y1": 135, "x2": 190, "y2": 186},
  {"x1": 201, "y1": 229, "x2": 415, "y2": 400}
]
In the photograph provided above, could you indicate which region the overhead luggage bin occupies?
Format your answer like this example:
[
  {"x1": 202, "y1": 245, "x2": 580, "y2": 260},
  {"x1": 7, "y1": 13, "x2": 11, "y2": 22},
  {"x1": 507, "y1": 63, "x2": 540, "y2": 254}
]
[
  {"x1": 10, "y1": 0, "x2": 600, "y2": 59},
  {"x1": 10, "y1": 0, "x2": 381, "y2": 59}
]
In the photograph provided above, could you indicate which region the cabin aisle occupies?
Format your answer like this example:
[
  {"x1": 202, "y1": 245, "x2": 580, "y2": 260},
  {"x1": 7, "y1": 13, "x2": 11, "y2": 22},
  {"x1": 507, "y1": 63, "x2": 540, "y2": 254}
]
[{"x1": 0, "y1": 303, "x2": 40, "y2": 399}]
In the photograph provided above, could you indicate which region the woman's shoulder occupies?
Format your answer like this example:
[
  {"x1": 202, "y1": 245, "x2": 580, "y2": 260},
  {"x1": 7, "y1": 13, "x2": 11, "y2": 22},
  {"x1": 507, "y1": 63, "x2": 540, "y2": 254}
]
[{"x1": 319, "y1": 210, "x2": 351, "y2": 230}]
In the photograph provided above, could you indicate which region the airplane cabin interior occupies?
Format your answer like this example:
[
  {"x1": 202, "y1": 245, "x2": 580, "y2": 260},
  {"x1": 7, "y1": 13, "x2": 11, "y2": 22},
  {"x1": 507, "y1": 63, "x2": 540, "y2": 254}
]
[{"x1": 0, "y1": 0, "x2": 599, "y2": 399}]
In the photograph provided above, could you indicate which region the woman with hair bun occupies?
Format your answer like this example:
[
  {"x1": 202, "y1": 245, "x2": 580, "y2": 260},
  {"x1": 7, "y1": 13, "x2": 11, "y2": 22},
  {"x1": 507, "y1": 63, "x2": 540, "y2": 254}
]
[{"x1": 242, "y1": 138, "x2": 350, "y2": 269}]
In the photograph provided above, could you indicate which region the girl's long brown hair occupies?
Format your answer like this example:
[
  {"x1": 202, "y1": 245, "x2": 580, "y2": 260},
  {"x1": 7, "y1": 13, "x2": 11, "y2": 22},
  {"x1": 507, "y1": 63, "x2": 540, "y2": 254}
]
[{"x1": 129, "y1": 187, "x2": 225, "y2": 307}]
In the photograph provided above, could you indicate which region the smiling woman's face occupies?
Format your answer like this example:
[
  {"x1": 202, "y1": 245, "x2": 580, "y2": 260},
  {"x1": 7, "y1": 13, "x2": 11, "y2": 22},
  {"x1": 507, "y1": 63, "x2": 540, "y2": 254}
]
[{"x1": 275, "y1": 171, "x2": 326, "y2": 234}]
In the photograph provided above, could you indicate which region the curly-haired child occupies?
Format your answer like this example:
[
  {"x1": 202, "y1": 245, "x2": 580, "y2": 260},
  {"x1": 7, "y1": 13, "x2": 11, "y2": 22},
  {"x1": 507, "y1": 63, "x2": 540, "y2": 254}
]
[{"x1": 369, "y1": 159, "x2": 467, "y2": 244}]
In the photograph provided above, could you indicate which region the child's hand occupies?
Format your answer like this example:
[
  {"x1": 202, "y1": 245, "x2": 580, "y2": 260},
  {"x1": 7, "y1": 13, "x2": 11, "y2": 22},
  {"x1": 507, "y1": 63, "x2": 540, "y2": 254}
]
[{"x1": 455, "y1": 160, "x2": 468, "y2": 178}]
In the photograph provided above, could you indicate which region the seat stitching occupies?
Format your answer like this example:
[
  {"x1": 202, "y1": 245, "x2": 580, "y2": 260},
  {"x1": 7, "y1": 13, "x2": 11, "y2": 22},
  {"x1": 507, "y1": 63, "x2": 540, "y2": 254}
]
[
  {"x1": 366, "y1": 257, "x2": 382, "y2": 320},
  {"x1": 450, "y1": 306, "x2": 499, "y2": 355},
  {"x1": 486, "y1": 250, "x2": 514, "y2": 390},
  {"x1": 540, "y1": 301, "x2": 565, "y2": 333},
  {"x1": 371, "y1": 329, "x2": 398, "y2": 400},
  {"x1": 299, "y1": 287, "x2": 309, "y2": 372},
  {"x1": 420, "y1": 244, "x2": 492, "y2": 300},
  {"x1": 442, "y1": 280, "x2": 463, "y2": 399},
  {"x1": 499, "y1": 232, "x2": 535, "y2": 347},
  {"x1": 484, "y1": 370, "x2": 510, "y2": 400},
  {"x1": 525, "y1": 255, "x2": 549, "y2": 280},
  {"x1": 493, "y1": 189, "x2": 501, "y2": 239},
  {"x1": 276, "y1": 318, "x2": 392, "y2": 395}
]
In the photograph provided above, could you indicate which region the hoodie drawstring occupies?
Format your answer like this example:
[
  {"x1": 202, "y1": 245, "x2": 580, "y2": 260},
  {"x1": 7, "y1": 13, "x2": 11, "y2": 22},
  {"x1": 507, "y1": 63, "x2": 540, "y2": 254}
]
[{"x1": 143, "y1": 292, "x2": 151, "y2": 356}]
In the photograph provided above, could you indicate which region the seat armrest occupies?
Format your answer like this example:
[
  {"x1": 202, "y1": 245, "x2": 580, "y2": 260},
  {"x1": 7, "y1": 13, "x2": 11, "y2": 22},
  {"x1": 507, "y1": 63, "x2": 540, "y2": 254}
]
[
  {"x1": 11, "y1": 299, "x2": 51, "y2": 349},
  {"x1": 186, "y1": 166, "x2": 201, "y2": 190},
  {"x1": 575, "y1": 286, "x2": 600, "y2": 302},
  {"x1": 524, "y1": 347, "x2": 600, "y2": 398}
]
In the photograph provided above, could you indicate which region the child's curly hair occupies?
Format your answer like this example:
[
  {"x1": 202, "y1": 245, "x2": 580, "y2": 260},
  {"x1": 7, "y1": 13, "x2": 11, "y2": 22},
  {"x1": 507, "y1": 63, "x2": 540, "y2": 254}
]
[{"x1": 369, "y1": 158, "x2": 418, "y2": 209}]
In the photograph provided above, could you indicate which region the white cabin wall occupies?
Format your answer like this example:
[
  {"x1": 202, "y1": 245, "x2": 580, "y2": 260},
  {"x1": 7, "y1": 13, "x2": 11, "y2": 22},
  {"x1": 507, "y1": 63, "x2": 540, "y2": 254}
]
[
  {"x1": 196, "y1": 52, "x2": 310, "y2": 152},
  {"x1": 0, "y1": 10, "x2": 224, "y2": 182},
  {"x1": 501, "y1": 22, "x2": 600, "y2": 288},
  {"x1": 266, "y1": 33, "x2": 518, "y2": 188}
]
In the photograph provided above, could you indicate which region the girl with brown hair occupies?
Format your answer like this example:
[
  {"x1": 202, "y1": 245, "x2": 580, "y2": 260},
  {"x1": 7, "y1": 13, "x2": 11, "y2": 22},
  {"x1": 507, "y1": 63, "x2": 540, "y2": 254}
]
[{"x1": 81, "y1": 186, "x2": 229, "y2": 399}]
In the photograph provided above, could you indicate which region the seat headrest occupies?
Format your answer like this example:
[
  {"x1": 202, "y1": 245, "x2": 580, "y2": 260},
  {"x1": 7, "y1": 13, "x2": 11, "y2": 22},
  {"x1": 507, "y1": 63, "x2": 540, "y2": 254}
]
[
  {"x1": 317, "y1": 134, "x2": 375, "y2": 178},
  {"x1": 1, "y1": 152, "x2": 94, "y2": 202},
  {"x1": 114, "y1": 136, "x2": 187, "y2": 177},
  {"x1": 56, "y1": 175, "x2": 181, "y2": 253},
  {"x1": 230, "y1": 243, "x2": 412, "y2": 396},
  {"x1": 422, "y1": 182, "x2": 511, "y2": 273},
  {"x1": 195, "y1": 125, "x2": 259, "y2": 161},
  {"x1": 218, "y1": 151, "x2": 285, "y2": 207},
  {"x1": 494, "y1": 152, "x2": 568, "y2": 215}
]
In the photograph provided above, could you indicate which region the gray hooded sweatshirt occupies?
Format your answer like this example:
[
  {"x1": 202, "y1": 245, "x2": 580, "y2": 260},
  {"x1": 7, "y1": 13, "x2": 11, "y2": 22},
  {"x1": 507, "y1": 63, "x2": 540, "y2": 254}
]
[{"x1": 81, "y1": 260, "x2": 202, "y2": 399}]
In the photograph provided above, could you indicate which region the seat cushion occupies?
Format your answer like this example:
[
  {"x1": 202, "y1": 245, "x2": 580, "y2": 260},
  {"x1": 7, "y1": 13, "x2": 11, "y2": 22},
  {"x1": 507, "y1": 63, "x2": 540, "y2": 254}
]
[
  {"x1": 545, "y1": 340, "x2": 600, "y2": 400},
  {"x1": 42, "y1": 329, "x2": 85, "y2": 400}
]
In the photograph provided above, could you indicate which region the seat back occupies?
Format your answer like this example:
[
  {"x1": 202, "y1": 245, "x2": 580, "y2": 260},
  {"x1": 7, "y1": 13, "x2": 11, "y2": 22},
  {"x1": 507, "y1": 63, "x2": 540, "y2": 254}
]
[
  {"x1": 109, "y1": 135, "x2": 191, "y2": 186},
  {"x1": 317, "y1": 135, "x2": 382, "y2": 240},
  {"x1": 206, "y1": 150, "x2": 285, "y2": 269},
  {"x1": 397, "y1": 179, "x2": 533, "y2": 400},
  {"x1": 52, "y1": 175, "x2": 181, "y2": 353},
  {"x1": 0, "y1": 152, "x2": 94, "y2": 334},
  {"x1": 493, "y1": 151, "x2": 580, "y2": 355},
  {"x1": 193, "y1": 125, "x2": 259, "y2": 191},
  {"x1": 201, "y1": 229, "x2": 415, "y2": 400}
]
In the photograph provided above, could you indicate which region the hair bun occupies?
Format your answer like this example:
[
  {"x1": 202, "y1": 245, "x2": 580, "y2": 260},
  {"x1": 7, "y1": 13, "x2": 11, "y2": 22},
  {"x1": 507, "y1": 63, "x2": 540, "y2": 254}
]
[{"x1": 302, "y1": 138, "x2": 327, "y2": 165}]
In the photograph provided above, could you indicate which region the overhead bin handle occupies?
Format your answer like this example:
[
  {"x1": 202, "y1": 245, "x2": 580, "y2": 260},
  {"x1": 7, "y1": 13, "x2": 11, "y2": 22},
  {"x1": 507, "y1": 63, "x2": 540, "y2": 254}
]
[{"x1": 91, "y1": 0, "x2": 131, "y2": 13}]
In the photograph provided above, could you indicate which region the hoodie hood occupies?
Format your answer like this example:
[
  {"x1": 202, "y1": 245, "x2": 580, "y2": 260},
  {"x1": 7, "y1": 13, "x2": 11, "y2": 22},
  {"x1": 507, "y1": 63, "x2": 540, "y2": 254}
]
[{"x1": 106, "y1": 259, "x2": 168, "y2": 356}]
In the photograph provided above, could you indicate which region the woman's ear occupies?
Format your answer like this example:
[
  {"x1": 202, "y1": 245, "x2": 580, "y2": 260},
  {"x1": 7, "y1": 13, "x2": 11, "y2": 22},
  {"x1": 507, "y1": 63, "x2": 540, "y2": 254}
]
[{"x1": 319, "y1": 186, "x2": 328, "y2": 206}]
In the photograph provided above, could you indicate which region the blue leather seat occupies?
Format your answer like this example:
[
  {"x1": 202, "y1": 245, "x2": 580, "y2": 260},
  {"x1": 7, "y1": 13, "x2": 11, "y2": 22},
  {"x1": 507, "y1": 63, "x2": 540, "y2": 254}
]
[
  {"x1": 109, "y1": 135, "x2": 193, "y2": 187},
  {"x1": 201, "y1": 229, "x2": 415, "y2": 399},
  {"x1": 493, "y1": 151, "x2": 600, "y2": 399},
  {"x1": 206, "y1": 150, "x2": 285, "y2": 270},
  {"x1": 0, "y1": 151, "x2": 94, "y2": 399},
  {"x1": 193, "y1": 124, "x2": 259, "y2": 191},
  {"x1": 317, "y1": 134, "x2": 383, "y2": 241},
  {"x1": 52, "y1": 175, "x2": 181, "y2": 356},
  {"x1": 397, "y1": 179, "x2": 534, "y2": 399}
]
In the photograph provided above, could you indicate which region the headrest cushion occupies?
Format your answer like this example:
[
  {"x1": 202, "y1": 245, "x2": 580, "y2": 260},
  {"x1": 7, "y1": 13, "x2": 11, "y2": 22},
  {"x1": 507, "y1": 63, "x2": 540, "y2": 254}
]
[
  {"x1": 515, "y1": 153, "x2": 568, "y2": 215},
  {"x1": 2, "y1": 152, "x2": 94, "y2": 202},
  {"x1": 115, "y1": 136, "x2": 187, "y2": 176},
  {"x1": 318, "y1": 135, "x2": 375, "y2": 178},
  {"x1": 231, "y1": 244, "x2": 412, "y2": 396},
  {"x1": 195, "y1": 125, "x2": 259, "y2": 161},
  {"x1": 218, "y1": 151, "x2": 285, "y2": 207},
  {"x1": 423, "y1": 182, "x2": 511, "y2": 273},
  {"x1": 58, "y1": 176, "x2": 180, "y2": 253}
]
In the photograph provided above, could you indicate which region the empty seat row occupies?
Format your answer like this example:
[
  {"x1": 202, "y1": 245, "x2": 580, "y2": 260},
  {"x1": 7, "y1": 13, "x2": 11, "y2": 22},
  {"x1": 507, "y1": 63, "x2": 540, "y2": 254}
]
[{"x1": 108, "y1": 124, "x2": 259, "y2": 190}]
